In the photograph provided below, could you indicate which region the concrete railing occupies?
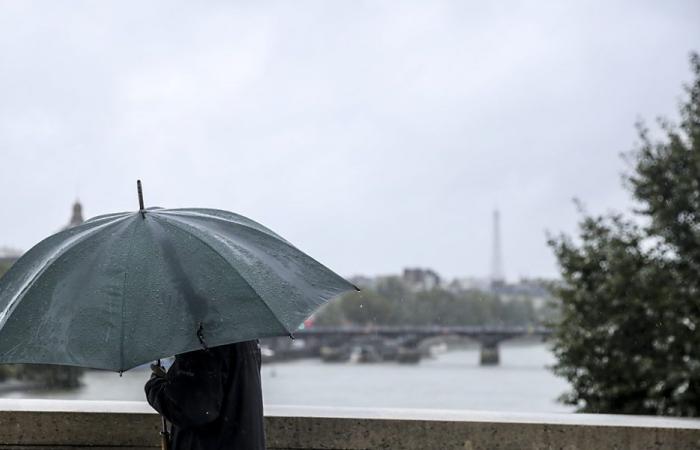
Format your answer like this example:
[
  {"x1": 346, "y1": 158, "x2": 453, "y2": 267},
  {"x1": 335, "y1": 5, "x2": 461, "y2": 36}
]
[{"x1": 0, "y1": 399, "x2": 699, "y2": 449}]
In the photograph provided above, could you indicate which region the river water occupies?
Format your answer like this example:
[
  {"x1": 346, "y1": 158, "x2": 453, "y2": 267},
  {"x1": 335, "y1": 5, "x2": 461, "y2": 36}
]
[{"x1": 0, "y1": 342, "x2": 574, "y2": 413}]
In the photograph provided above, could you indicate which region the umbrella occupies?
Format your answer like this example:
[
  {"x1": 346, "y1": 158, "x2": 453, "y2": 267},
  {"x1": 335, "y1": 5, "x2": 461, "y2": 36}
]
[{"x1": 0, "y1": 180, "x2": 357, "y2": 372}]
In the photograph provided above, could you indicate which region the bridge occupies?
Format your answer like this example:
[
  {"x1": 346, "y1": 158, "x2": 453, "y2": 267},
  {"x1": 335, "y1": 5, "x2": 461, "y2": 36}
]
[{"x1": 269, "y1": 325, "x2": 552, "y2": 365}]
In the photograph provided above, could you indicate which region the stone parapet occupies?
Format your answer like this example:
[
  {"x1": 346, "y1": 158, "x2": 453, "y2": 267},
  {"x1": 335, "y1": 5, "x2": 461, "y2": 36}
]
[{"x1": 0, "y1": 399, "x2": 699, "y2": 449}]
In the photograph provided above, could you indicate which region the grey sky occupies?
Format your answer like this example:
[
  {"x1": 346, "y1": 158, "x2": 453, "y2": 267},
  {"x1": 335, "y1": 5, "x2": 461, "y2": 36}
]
[{"x1": 0, "y1": 1, "x2": 698, "y2": 280}]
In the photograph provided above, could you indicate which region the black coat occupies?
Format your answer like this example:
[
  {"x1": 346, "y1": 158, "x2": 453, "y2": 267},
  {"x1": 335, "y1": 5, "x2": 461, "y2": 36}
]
[{"x1": 145, "y1": 340, "x2": 266, "y2": 450}]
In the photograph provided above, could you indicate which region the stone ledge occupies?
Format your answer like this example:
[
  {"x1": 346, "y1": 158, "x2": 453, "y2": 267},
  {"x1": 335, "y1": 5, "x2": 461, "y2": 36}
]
[{"x1": 0, "y1": 400, "x2": 699, "y2": 449}]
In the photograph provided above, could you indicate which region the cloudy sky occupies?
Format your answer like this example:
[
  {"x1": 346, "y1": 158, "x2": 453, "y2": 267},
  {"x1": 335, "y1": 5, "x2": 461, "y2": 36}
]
[{"x1": 0, "y1": 1, "x2": 698, "y2": 280}]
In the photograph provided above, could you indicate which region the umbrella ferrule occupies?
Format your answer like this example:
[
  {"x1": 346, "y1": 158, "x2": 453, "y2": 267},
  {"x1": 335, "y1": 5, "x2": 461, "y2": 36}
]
[{"x1": 137, "y1": 180, "x2": 146, "y2": 218}]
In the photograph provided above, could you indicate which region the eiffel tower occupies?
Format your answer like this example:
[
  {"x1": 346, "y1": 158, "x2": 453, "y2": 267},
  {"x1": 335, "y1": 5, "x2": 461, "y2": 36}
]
[{"x1": 490, "y1": 209, "x2": 505, "y2": 289}]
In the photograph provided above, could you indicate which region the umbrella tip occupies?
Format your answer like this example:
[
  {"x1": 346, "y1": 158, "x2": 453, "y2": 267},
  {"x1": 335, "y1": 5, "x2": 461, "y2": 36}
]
[
  {"x1": 353, "y1": 284, "x2": 361, "y2": 292},
  {"x1": 137, "y1": 180, "x2": 145, "y2": 217}
]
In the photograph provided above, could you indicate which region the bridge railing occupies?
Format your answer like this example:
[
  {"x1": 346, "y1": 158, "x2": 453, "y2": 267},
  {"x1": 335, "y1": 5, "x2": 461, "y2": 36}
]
[
  {"x1": 295, "y1": 324, "x2": 552, "y2": 336},
  {"x1": 1, "y1": 399, "x2": 698, "y2": 449},
  {"x1": 285, "y1": 325, "x2": 552, "y2": 365}
]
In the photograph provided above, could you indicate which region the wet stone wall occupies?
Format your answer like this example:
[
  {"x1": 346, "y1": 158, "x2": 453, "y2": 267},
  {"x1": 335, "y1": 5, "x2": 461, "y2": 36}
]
[{"x1": 0, "y1": 400, "x2": 699, "y2": 450}]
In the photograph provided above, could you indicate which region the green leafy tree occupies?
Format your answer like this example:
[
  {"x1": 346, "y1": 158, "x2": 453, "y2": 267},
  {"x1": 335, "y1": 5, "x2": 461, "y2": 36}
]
[
  {"x1": 548, "y1": 53, "x2": 700, "y2": 416},
  {"x1": 339, "y1": 290, "x2": 395, "y2": 325}
]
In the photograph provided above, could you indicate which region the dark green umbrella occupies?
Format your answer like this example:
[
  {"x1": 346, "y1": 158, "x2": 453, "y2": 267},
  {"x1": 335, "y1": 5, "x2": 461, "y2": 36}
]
[{"x1": 0, "y1": 181, "x2": 356, "y2": 372}]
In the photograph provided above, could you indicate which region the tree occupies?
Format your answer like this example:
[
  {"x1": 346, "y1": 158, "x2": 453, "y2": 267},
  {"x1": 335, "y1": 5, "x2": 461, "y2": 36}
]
[
  {"x1": 548, "y1": 53, "x2": 700, "y2": 416},
  {"x1": 0, "y1": 261, "x2": 11, "y2": 278},
  {"x1": 339, "y1": 290, "x2": 395, "y2": 325}
]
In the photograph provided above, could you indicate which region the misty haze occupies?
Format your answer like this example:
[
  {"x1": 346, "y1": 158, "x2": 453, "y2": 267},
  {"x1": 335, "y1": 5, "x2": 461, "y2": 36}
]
[{"x1": 1, "y1": 2, "x2": 699, "y2": 449}]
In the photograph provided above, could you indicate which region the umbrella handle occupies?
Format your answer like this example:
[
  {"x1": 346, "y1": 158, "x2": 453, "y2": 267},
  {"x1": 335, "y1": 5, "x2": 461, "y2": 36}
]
[
  {"x1": 155, "y1": 359, "x2": 171, "y2": 450},
  {"x1": 196, "y1": 322, "x2": 209, "y2": 350}
]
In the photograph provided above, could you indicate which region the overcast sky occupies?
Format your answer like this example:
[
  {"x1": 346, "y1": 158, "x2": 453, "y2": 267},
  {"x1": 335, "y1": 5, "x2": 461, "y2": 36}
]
[{"x1": 0, "y1": 1, "x2": 698, "y2": 280}]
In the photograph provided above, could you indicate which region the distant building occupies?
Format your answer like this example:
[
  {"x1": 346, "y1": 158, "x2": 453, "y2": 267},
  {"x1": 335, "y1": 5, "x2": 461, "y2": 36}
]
[
  {"x1": 65, "y1": 200, "x2": 84, "y2": 229},
  {"x1": 448, "y1": 276, "x2": 492, "y2": 292},
  {"x1": 0, "y1": 200, "x2": 85, "y2": 269},
  {"x1": 490, "y1": 209, "x2": 505, "y2": 287}
]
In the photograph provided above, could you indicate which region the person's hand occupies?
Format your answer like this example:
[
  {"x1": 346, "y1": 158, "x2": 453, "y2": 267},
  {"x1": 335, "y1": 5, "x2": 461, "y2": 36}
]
[{"x1": 150, "y1": 363, "x2": 167, "y2": 380}]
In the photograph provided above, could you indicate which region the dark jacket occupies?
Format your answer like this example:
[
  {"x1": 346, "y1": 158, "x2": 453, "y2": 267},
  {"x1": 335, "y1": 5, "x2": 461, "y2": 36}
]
[{"x1": 145, "y1": 340, "x2": 266, "y2": 450}]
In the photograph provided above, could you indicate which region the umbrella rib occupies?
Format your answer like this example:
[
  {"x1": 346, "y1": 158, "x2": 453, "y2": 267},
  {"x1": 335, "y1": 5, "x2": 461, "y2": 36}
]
[
  {"x1": 118, "y1": 220, "x2": 140, "y2": 372},
  {"x1": 0, "y1": 216, "x2": 128, "y2": 328},
  {"x1": 156, "y1": 209, "x2": 290, "y2": 245},
  {"x1": 153, "y1": 216, "x2": 292, "y2": 336},
  {"x1": 156, "y1": 210, "x2": 354, "y2": 292},
  {"x1": 84, "y1": 211, "x2": 132, "y2": 224}
]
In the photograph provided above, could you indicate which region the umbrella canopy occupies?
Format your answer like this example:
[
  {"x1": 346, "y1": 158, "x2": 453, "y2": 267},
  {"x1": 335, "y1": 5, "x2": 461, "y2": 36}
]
[{"x1": 0, "y1": 192, "x2": 356, "y2": 372}]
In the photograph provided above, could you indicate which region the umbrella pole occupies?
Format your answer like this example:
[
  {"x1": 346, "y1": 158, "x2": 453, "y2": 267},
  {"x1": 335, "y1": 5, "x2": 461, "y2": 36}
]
[
  {"x1": 155, "y1": 359, "x2": 170, "y2": 450},
  {"x1": 160, "y1": 415, "x2": 170, "y2": 450}
]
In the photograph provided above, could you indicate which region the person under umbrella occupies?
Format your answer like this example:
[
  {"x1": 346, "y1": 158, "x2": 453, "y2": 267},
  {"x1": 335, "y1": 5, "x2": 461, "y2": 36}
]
[{"x1": 145, "y1": 340, "x2": 265, "y2": 450}]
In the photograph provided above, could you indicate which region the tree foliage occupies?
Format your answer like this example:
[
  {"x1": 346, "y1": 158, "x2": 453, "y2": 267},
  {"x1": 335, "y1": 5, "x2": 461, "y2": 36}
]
[
  {"x1": 0, "y1": 261, "x2": 11, "y2": 278},
  {"x1": 548, "y1": 53, "x2": 700, "y2": 416},
  {"x1": 314, "y1": 275, "x2": 541, "y2": 327}
]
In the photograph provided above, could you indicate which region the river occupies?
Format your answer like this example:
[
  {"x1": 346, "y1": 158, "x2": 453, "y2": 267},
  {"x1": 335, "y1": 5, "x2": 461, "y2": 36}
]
[{"x1": 0, "y1": 342, "x2": 574, "y2": 413}]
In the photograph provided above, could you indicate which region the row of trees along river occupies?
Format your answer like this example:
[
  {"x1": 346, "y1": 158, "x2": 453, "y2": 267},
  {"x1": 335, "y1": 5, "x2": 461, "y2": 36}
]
[{"x1": 314, "y1": 278, "x2": 554, "y2": 327}]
